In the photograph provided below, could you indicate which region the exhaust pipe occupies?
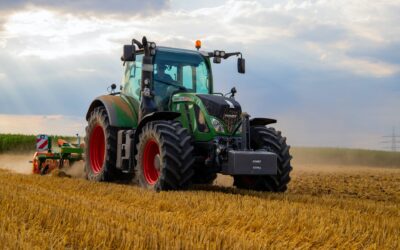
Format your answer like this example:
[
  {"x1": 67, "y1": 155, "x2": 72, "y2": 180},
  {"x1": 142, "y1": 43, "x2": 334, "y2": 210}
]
[{"x1": 241, "y1": 112, "x2": 251, "y2": 151}]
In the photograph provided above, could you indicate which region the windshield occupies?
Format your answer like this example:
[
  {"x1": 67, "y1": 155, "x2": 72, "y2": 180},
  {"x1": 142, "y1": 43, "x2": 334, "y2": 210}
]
[{"x1": 153, "y1": 49, "x2": 211, "y2": 94}]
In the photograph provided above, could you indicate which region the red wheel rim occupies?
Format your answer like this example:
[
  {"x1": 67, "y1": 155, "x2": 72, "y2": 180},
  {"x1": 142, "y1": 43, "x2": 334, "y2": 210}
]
[
  {"x1": 89, "y1": 125, "x2": 105, "y2": 174},
  {"x1": 143, "y1": 139, "x2": 160, "y2": 185}
]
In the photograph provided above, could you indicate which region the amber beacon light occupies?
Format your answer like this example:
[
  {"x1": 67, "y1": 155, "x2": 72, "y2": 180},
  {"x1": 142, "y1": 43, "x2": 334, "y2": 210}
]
[{"x1": 195, "y1": 40, "x2": 201, "y2": 50}]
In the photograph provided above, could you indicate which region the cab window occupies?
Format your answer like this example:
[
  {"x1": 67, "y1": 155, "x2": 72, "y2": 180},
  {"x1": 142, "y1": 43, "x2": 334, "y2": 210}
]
[
  {"x1": 123, "y1": 54, "x2": 143, "y2": 100},
  {"x1": 182, "y1": 65, "x2": 194, "y2": 89}
]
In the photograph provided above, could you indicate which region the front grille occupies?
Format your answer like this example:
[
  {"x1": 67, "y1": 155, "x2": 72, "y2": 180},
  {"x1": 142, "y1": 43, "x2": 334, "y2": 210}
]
[
  {"x1": 222, "y1": 107, "x2": 241, "y2": 133},
  {"x1": 196, "y1": 94, "x2": 242, "y2": 134}
]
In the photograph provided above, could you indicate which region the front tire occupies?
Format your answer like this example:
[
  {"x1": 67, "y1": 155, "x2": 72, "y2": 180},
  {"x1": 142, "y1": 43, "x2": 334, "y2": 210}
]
[
  {"x1": 135, "y1": 121, "x2": 195, "y2": 191},
  {"x1": 84, "y1": 107, "x2": 118, "y2": 181},
  {"x1": 234, "y1": 126, "x2": 293, "y2": 192}
]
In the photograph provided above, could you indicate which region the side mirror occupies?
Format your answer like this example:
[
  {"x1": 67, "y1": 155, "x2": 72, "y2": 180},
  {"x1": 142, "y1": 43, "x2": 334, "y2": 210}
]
[
  {"x1": 238, "y1": 58, "x2": 245, "y2": 74},
  {"x1": 122, "y1": 45, "x2": 136, "y2": 62}
]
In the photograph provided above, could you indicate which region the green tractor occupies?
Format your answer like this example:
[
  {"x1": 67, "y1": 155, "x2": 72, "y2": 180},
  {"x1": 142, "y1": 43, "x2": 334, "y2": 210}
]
[{"x1": 85, "y1": 36, "x2": 292, "y2": 191}]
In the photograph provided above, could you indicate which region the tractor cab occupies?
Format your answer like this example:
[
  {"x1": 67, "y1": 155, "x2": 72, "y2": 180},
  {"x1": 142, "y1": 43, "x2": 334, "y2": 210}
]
[
  {"x1": 122, "y1": 46, "x2": 213, "y2": 112},
  {"x1": 120, "y1": 37, "x2": 245, "y2": 134}
]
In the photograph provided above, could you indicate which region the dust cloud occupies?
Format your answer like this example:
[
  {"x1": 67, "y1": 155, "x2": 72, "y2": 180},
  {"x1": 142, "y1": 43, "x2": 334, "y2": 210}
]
[
  {"x1": 62, "y1": 161, "x2": 86, "y2": 179},
  {"x1": 0, "y1": 152, "x2": 86, "y2": 178},
  {"x1": 0, "y1": 152, "x2": 34, "y2": 174}
]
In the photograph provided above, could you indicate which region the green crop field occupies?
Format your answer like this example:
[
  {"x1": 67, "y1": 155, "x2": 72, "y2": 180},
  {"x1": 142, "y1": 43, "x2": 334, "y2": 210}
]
[
  {"x1": 0, "y1": 134, "x2": 36, "y2": 153},
  {"x1": 0, "y1": 134, "x2": 79, "y2": 153}
]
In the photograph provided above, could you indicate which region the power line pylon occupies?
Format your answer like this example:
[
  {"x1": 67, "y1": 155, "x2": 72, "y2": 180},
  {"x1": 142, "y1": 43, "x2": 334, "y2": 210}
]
[{"x1": 382, "y1": 127, "x2": 400, "y2": 152}]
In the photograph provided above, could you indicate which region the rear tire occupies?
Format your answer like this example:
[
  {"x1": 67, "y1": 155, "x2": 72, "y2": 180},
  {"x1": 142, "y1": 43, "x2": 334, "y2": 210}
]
[
  {"x1": 135, "y1": 120, "x2": 194, "y2": 191},
  {"x1": 84, "y1": 107, "x2": 118, "y2": 181},
  {"x1": 233, "y1": 126, "x2": 293, "y2": 192}
]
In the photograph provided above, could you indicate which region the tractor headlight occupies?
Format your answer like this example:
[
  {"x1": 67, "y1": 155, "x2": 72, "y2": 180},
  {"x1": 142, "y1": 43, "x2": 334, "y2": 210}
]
[{"x1": 211, "y1": 118, "x2": 225, "y2": 133}]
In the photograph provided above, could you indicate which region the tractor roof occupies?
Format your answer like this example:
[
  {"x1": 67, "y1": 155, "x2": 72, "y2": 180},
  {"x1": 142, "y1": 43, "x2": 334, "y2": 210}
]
[
  {"x1": 135, "y1": 46, "x2": 208, "y2": 58},
  {"x1": 157, "y1": 46, "x2": 205, "y2": 56}
]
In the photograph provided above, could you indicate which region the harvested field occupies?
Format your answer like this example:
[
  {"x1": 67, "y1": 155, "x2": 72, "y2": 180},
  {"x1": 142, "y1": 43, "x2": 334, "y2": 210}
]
[{"x1": 0, "y1": 162, "x2": 398, "y2": 249}]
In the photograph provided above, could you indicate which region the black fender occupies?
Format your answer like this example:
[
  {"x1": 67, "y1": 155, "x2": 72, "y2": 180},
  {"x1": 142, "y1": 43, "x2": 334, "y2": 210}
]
[
  {"x1": 133, "y1": 111, "x2": 180, "y2": 146},
  {"x1": 86, "y1": 95, "x2": 138, "y2": 128},
  {"x1": 249, "y1": 117, "x2": 277, "y2": 127}
]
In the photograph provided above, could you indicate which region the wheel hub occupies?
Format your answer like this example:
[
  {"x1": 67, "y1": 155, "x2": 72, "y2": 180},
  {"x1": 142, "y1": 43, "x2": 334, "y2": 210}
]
[{"x1": 154, "y1": 155, "x2": 161, "y2": 172}]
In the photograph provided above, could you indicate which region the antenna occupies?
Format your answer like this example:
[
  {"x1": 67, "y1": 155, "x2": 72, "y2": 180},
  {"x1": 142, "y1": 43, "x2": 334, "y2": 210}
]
[{"x1": 382, "y1": 127, "x2": 400, "y2": 152}]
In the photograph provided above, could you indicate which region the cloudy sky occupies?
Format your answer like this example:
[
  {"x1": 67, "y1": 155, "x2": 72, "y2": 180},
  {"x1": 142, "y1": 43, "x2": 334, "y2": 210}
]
[{"x1": 0, "y1": 0, "x2": 399, "y2": 150}]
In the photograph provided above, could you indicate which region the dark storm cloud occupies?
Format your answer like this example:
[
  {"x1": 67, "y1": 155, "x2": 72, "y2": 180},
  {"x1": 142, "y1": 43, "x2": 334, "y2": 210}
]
[{"x1": 0, "y1": 0, "x2": 170, "y2": 15}]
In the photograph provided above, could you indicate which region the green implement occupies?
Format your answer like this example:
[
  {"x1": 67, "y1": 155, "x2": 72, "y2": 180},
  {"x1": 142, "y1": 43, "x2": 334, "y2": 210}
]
[{"x1": 32, "y1": 134, "x2": 83, "y2": 175}]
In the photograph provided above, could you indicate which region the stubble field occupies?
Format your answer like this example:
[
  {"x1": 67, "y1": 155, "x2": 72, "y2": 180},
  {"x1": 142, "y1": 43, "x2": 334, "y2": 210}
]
[{"x1": 0, "y1": 157, "x2": 399, "y2": 249}]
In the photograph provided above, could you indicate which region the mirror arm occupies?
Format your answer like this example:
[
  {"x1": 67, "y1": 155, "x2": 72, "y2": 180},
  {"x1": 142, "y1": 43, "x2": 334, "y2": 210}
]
[
  {"x1": 132, "y1": 39, "x2": 143, "y2": 49},
  {"x1": 223, "y1": 52, "x2": 242, "y2": 59},
  {"x1": 205, "y1": 51, "x2": 241, "y2": 59}
]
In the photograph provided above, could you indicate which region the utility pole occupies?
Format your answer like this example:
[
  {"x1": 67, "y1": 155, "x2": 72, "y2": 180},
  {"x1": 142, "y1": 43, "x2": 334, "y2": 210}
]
[{"x1": 382, "y1": 127, "x2": 400, "y2": 152}]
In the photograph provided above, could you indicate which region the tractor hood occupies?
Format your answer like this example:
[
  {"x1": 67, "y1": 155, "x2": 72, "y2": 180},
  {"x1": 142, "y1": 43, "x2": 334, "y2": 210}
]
[{"x1": 197, "y1": 94, "x2": 242, "y2": 133}]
